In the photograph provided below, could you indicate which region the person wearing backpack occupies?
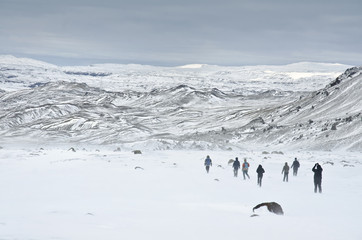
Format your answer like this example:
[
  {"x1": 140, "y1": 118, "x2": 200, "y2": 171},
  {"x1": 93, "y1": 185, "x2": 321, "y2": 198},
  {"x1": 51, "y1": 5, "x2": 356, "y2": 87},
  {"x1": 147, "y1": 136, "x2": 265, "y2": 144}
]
[
  {"x1": 242, "y1": 158, "x2": 250, "y2": 180},
  {"x1": 204, "y1": 155, "x2": 212, "y2": 173},
  {"x1": 256, "y1": 164, "x2": 265, "y2": 187},
  {"x1": 291, "y1": 158, "x2": 300, "y2": 176},
  {"x1": 281, "y1": 162, "x2": 290, "y2": 182},
  {"x1": 232, "y1": 157, "x2": 241, "y2": 177}
]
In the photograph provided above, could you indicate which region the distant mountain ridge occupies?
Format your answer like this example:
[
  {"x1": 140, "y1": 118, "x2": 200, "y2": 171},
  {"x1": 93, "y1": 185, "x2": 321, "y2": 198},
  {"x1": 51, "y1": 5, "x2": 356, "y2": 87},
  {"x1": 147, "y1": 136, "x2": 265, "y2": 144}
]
[{"x1": 0, "y1": 55, "x2": 351, "y2": 92}]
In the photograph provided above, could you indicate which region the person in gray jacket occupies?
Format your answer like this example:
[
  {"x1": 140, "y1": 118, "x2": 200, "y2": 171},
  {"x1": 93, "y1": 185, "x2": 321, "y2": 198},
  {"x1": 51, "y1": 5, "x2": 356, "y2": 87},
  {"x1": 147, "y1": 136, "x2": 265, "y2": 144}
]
[{"x1": 281, "y1": 162, "x2": 290, "y2": 182}]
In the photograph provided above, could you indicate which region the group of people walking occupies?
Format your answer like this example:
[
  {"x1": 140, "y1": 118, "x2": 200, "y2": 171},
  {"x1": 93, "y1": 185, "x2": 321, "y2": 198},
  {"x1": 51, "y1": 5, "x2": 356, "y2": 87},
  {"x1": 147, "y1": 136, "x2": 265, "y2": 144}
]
[
  {"x1": 281, "y1": 157, "x2": 301, "y2": 182},
  {"x1": 204, "y1": 156, "x2": 323, "y2": 193},
  {"x1": 231, "y1": 157, "x2": 250, "y2": 179}
]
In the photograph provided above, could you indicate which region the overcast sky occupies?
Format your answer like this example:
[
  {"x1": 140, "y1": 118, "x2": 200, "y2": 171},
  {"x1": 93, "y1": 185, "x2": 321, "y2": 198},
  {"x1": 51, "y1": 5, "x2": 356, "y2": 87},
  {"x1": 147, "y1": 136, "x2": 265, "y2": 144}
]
[{"x1": 0, "y1": 0, "x2": 361, "y2": 66}]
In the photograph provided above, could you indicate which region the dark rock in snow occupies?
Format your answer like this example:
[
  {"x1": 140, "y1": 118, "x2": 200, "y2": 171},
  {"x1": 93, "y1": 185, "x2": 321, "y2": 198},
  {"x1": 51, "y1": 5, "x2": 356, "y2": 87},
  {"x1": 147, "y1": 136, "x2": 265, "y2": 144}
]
[
  {"x1": 68, "y1": 147, "x2": 76, "y2": 152},
  {"x1": 324, "y1": 161, "x2": 334, "y2": 165},
  {"x1": 133, "y1": 150, "x2": 142, "y2": 154},
  {"x1": 253, "y1": 202, "x2": 284, "y2": 215},
  {"x1": 271, "y1": 151, "x2": 284, "y2": 155}
]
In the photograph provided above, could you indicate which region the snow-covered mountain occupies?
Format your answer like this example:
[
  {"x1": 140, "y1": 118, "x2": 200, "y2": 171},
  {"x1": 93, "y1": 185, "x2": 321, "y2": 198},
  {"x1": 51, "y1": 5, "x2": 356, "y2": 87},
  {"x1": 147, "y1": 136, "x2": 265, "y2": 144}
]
[
  {"x1": 0, "y1": 55, "x2": 349, "y2": 92},
  {"x1": 0, "y1": 55, "x2": 360, "y2": 151},
  {"x1": 234, "y1": 66, "x2": 362, "y2": 151}
]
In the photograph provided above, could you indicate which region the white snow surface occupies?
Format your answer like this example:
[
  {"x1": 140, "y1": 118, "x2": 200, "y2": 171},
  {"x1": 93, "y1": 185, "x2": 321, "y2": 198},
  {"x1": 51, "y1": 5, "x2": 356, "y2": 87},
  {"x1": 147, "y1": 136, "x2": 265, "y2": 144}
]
[
  {"x1": 0, "y1": 147, "x2": 361, "y2": 240},
  {"x1": 0, "y1": 56, "x2": 361, "y2": 239}
]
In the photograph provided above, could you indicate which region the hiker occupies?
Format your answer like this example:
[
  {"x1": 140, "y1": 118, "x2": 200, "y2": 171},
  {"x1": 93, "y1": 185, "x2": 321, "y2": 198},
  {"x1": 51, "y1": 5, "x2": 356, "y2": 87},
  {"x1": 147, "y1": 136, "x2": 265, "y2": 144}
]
[
  {"x1": 281, "y1": 162, "x2": 290, "y2": 182},
  {"x1": 256, "y1": 164, "x2": 265, "y2": 187},
  {"x1": 312, "y1": 163, "x2": 323, "y2": 193},
  {"x1": 291, "y1": 157, "x2": 300, "y2": 176},
  {"x1": 204, "y1": 155, "x2": 212, "y2": 173},
  {"x1": 232, "y1": 157, "x2": 240, "y2": 177},
  {"x1": 242, "y1": 158, "x2": 250, "y2": 180}
]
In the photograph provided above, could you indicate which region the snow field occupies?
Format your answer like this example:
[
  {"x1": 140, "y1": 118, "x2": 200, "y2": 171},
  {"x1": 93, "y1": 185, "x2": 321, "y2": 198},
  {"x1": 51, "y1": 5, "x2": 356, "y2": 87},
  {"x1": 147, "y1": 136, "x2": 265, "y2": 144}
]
[{"x1": 0, "y1": 148, "x2": 361, "y2": 240}]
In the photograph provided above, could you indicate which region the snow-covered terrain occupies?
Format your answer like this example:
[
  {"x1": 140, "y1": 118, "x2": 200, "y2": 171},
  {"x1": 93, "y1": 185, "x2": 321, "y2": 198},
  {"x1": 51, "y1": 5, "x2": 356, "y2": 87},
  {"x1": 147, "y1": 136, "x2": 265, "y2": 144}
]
[
  {"x1": 0, "y1": 55, "x2": 360, "y2": 151},
  {"x1": 0, "y1": 55, "x2": 350, "y2": 92},
  {"x1": 0, "y1": 148, "x2": 361, "y2": 240},
  {"x1": 0, "y1": 55, "x2": 361, "y2": 239}
]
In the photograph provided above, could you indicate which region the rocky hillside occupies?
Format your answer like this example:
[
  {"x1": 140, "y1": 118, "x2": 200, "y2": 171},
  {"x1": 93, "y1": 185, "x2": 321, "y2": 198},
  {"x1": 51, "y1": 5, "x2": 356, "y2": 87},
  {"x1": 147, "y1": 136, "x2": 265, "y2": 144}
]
[
  {"x1": 232, "y1": 67, "x2": 362, "y2": 151},
  {"x1": 0, "y1": 56, "x2": 360, "y2": 151}
]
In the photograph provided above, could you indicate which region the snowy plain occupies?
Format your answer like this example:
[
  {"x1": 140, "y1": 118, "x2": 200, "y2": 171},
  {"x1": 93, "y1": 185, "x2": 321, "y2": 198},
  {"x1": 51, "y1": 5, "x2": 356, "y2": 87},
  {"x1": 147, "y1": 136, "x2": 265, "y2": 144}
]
[
  {"x1": 0, "y1": 147, "x2": 361, "y2": 240},
  {"x1": 0, "y1": 56, "x2": 361, "y2": 239}
]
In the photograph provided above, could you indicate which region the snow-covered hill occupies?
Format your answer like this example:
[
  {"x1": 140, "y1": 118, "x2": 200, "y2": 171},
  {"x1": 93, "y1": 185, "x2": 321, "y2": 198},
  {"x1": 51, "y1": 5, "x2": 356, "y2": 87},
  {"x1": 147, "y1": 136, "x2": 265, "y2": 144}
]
[
  {"x1": 0, "y1": 55, "x2": 360, "y2": 151},
  {"x1": 234, "y1": 67, "x2": 362, "y2": 151}
]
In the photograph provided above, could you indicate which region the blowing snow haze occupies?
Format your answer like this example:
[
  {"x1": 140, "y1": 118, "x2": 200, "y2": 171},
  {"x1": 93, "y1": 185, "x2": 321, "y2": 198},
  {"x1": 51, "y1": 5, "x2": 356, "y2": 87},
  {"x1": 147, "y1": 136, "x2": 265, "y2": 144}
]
[{"x1": 0, "y1": 0, "x2": 362, "y2": 66}]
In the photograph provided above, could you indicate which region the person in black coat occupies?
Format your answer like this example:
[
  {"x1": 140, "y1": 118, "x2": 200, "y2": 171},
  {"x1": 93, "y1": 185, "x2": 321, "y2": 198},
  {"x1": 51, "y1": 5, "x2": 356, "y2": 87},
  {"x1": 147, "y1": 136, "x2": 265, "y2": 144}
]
[
  {"x1": 232, "y1": 157, "x2": 241, "y2": 177},
  {"x1": 256, "y1": 164, "x2": 265, "y2": 187},
  {"x1": 291, "y1": 158, "x2": 300, "y2": 176},
  {"x1": 312, "y1": 163, "x2": 323, "y2": 193}
]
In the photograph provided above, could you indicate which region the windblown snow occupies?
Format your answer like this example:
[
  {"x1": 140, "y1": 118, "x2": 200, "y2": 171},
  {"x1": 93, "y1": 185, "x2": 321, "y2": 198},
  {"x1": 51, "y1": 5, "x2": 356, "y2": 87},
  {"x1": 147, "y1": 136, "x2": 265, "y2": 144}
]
[
  {"x1": 0, "y1": 56, "x2": 361, "y2": 240},
  {"x1": 0, "y1": 148, "x2": 361, "y2": 240}
]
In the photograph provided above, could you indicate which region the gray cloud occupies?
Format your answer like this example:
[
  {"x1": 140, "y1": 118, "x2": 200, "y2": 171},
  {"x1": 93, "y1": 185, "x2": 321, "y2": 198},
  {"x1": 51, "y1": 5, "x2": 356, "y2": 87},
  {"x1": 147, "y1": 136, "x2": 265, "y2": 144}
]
[{"x1": 0, "y1": 0, "x2": 361, "y2": 66}]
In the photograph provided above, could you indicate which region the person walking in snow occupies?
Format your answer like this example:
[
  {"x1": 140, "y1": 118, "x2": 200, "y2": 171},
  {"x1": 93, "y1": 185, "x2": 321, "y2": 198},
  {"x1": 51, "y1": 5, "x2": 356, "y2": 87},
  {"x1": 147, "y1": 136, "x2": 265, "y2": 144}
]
[
  {"x1": 312, "y1": 163, "x2": 323, "y2": 193},
  {"x1": 232, "y1": 157, "x2": 241, "y2": 177},
  {"x1": 256, "y1": 164, "x2": 265, "y2": 187},
  {"x1": 281, "y1": 162, "x2": 290, "y2": 182},
  {"x1": 204, "y1": 155, "x2": 212, "y2": 173},
  {"x1": 291, "y1": 157, "x2": 300, "y2": 176},
  {"x1": 242, "y1": 158, "x2": 250, "y2": 180}
]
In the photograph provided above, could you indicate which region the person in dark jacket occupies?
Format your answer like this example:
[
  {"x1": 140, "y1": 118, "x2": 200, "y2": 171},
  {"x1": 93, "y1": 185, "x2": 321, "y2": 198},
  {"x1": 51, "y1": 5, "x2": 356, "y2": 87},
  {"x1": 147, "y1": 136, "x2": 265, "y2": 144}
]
[
  {"x1": 312, "y1": 163, "x2": 323, "y2": 193},
  {"x1": 232, "y1": 157, "x2": 241, "y2": 177},
  {"x1": 291, "y1": 158, "x2": 300, "y2": 176},
  {"x1": 281, "y1": 162, "x2": 290, "y2": 182},
  {"x1": 256, "y1": 164, "x2": 265, "y2": 187},
  {"x1": 204, "y1": 155, "x2": 212, "y2": 173}
]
